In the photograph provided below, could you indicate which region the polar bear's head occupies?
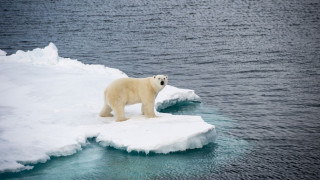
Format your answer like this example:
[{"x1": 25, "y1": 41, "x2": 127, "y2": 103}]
[{"x1": 152, "y1": 75, "x2": 168, "y2": 91}]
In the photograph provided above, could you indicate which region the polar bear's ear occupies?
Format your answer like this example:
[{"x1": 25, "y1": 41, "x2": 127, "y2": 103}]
[{"x1": 165, "y1": 75, "x2": 168, "y2": 79}]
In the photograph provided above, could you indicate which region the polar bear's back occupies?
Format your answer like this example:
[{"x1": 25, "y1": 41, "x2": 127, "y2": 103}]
[
  {"x1": 107, "y1": 77, "x2": 147, "y2": 91},
  {"x1": 105, "y1": 77, "x2": 151, "y2": 105}
]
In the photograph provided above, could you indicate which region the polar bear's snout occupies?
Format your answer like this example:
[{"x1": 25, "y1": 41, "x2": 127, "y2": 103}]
[{"x1": 154, "y1": 75, "x2": 168, "y2": 87}]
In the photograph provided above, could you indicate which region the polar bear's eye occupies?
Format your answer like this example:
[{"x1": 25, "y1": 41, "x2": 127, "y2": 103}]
[{"x1": 158, "y1": 78, "x2": 160, "y2": 80}]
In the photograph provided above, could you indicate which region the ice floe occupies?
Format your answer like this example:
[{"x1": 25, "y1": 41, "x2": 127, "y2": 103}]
[{"x1": 0, "y1": 43, "x2": 216, "y2": 173}]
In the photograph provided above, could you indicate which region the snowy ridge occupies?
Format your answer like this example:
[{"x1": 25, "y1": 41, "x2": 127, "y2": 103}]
[
  {"x1": 0, "y1": 49, "x2": 6, "y2": 56},
  {"x1": 2, "y1": 42, "x2": 126, "y2": 77},
  {"x1": 156, "y1": 85, "x2": 201, "y2": 111},
  {"x1": 0, "y1": 43, "x2": 216, "y2": 173}
]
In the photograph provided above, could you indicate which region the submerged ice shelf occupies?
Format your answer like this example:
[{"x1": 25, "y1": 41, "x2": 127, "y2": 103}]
[{"x1": 0, "y1": 43, "x2": 216, "y2": 173}]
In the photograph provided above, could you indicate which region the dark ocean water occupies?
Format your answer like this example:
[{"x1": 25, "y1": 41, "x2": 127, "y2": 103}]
[{"x1": 1, "y1": 0, "x2": 320, "y2": 179}]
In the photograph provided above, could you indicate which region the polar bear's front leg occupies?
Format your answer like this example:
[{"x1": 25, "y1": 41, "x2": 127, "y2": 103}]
[{"x1": 142, "y1": 102, "x2": 156, "y2": 118}]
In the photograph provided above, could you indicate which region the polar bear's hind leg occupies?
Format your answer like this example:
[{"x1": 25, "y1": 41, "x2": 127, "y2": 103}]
[
  {"x1": 141, "y1": 104, "x2": 145, "y2": 115},
  {"x1": 113, "y1": 104, "x2": 128, "y2": 122},
  {"x1": 142, "y1": 101, "x2": 156, "y2": 118},
  {"x1": 99, "y1": 104, "x2": 113, "y2": 117}
]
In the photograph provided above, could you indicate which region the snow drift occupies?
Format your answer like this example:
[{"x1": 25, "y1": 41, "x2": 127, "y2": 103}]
[{"x1": 0, "y1": 43, "x2": 216, "y2": 173}]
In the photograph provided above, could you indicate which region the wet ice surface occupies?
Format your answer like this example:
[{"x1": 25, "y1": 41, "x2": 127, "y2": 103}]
[
  {"x1": 0, "y1": 44, "x2": 215, "y2": 172},
  {"x1": 1, "y1": 0, "x2": 320, "y2": 179}
]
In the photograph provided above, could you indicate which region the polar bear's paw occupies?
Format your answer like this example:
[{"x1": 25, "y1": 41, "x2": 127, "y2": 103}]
[{"x1": 116, "y1": 118, "x2": 129, "y2": 122}]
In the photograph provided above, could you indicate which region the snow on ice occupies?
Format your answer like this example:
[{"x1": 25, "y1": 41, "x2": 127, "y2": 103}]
[{"x1": 0, "y1": 43, "x2": 216, "y2": 172}]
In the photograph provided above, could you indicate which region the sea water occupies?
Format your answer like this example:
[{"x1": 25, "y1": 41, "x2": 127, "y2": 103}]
[
  {"x1": 1, "y1": 103, "x2": 247, "y2": 179},
  {"x1": 1, "y1": 0, "x2": 319, "y2": 179}
]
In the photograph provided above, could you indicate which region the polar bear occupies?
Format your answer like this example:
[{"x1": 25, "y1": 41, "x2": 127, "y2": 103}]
[{"x1": 99, "y1": 75, "x2": 168, "y2": 121}]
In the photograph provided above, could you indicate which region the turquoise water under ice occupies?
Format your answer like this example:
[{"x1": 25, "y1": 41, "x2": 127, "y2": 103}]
[
  {"x1": 1, "y1": 103, "x2": 248, "y2": 179},
  {"x1": 1, "y1": 0, "x2": 320, "y2": 179}
]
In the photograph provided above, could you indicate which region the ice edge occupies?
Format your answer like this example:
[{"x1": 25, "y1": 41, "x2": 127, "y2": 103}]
[{"x1": 0, "y1": 43, "x2": 216, "y2": 173}]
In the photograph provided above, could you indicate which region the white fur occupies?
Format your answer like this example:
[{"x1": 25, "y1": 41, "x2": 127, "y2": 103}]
[{"x1": 100, "y1": 75, "x2": 168, "y2": 121}]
